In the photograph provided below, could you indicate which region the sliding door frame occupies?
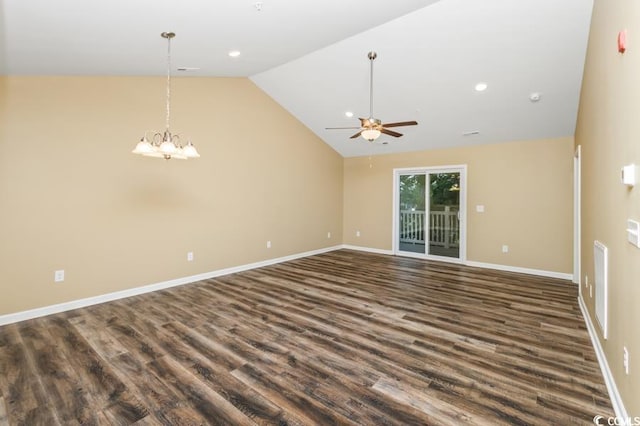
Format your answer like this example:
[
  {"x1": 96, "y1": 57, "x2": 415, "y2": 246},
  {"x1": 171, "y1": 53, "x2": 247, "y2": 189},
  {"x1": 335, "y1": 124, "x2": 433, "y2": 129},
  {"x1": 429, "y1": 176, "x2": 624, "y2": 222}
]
[{"x1": 392, "y1": 165, "x2": 467, "y2": 264}]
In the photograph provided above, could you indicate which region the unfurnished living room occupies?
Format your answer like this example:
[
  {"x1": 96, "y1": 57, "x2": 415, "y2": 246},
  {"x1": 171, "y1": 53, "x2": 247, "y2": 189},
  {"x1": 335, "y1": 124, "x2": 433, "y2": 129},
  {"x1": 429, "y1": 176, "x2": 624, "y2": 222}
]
[{"x1": 0, "y1": 0, "x2": 638, "y2": 424}]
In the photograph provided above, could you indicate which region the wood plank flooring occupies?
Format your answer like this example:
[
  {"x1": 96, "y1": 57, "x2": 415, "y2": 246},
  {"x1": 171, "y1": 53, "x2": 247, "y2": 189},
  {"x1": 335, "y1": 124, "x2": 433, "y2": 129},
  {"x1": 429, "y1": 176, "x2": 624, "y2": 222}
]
[{"x1": 0, "y1": 250, "x2": 613, "y2": 425}]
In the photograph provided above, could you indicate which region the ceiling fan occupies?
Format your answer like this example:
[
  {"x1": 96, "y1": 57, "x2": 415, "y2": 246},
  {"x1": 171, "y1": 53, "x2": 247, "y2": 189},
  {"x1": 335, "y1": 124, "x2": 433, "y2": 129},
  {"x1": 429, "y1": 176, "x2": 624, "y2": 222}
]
[{"x1": 326, "y1": 51, "x2": 418, "y2": 142}]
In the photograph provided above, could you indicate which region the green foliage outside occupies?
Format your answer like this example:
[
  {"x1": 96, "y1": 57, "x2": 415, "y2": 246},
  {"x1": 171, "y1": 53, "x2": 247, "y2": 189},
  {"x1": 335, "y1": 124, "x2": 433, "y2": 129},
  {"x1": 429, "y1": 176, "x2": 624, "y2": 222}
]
[{"x1": 399, "y1": 173, "x2": 460, "y2": 210}]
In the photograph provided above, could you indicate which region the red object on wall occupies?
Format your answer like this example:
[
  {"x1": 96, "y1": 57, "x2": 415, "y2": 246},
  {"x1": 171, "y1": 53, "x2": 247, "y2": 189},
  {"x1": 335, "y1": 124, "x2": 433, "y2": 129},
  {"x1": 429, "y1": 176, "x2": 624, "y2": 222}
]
[{"x1": 618, "y1": 30, "x2": 627, "y2": 53}]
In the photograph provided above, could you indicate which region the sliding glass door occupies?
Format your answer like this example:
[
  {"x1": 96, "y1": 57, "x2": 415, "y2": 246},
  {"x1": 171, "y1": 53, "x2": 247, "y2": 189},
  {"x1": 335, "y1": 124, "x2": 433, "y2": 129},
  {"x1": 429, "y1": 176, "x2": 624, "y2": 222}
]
[
  {"x1": 398, "y1": 174, "x2": 426, "y2": 254},
  {"x1": 428, "y1": 172, "x2": 461, "y2": 259},
  {"x1": 394, "y1": 166, "x2": 466, "y2": 262}
]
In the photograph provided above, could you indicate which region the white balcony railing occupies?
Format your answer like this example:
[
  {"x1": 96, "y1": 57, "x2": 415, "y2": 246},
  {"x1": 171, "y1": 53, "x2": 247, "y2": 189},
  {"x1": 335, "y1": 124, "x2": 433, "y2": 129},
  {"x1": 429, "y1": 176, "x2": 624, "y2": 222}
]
[{"x1": 400, "y1": 207, "x2": 459, "y2": 248}]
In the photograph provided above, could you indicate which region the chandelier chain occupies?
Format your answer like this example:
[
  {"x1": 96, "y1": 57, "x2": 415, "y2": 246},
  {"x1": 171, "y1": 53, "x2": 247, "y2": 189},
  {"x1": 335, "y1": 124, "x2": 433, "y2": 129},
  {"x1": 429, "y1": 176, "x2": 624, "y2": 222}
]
[{"x1": 166, "y1": 35, "x2": 171, "y2": 131}]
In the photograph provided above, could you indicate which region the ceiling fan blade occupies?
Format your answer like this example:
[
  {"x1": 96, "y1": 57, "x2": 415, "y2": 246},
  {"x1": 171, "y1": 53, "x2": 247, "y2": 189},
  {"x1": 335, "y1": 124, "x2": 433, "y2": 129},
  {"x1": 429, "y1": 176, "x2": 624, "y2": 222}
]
[
  {"x1": 325, "y1": 126, "x2": 361, "y2": 130},
  {"x1": 381, "y1": 128, "x2": 403, "y2": 138},
  {"x1": 382, "y1": 120, "x2": 418, "y2": 128},
  {"x1": 350, "y1": 131, "x2": 363, "y2": 139}
]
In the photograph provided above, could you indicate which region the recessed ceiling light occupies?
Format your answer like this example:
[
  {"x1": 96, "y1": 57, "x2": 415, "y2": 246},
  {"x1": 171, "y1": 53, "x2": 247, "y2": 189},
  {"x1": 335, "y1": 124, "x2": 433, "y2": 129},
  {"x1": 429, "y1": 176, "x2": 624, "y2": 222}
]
[
  {"x1": 345, "y1": 111, "x2": 354, "y2": 118},
  {"x1": 475, "y1": 82, "x2": 488, "y2": 92},
  {"x1": 228, "y1": 50, "x2": 241, "y2": 58},
  {"x1": 463, "y1": 131, "x2": 480, "y2": 136},
  {"x1": 529, "y1": 92, "x2": 541, "y2": 102}
]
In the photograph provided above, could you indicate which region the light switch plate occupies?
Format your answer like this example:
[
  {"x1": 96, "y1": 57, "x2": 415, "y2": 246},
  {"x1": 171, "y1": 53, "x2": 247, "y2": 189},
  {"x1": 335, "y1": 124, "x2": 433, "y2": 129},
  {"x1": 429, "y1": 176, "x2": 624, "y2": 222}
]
[
  {"x1": 622, "y1": 164, "x2": 637, "y2": 186},
  {"x1": 627, "y1": 219, "x2": 640, "y2": 248}
]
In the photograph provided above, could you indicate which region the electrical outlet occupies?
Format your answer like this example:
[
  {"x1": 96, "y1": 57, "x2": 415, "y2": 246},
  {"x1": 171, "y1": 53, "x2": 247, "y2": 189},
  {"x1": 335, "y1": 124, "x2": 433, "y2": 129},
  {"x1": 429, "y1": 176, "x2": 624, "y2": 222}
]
[
  {"x1": 266, "y1": 240, "x2": 271, "y2": 249},
  {"x1": 187, "y1": 252, "x2": 194, "y2": 262},
  {"x1": 502, "y1": 245, "x2": 509, "y2": 253},
  {"x1": 623, "y1": 347, "x2": 630, "y2": 375},
  {"x1": 54, "y1": 270, "x2": 65, "y2": 283},
  {"x1": 356, "y1": 230, "x2": 361, "y2": 237},
  {"x1": 327, "y1": 232, "x2": 331, "y2": 239}
]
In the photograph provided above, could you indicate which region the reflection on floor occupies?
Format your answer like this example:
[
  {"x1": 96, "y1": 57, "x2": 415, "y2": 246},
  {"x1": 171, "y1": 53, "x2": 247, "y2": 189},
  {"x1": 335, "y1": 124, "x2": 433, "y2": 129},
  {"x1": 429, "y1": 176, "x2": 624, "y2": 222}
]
[{"x1": 399, "y1": 242, "x2": 459, "y2": 258}]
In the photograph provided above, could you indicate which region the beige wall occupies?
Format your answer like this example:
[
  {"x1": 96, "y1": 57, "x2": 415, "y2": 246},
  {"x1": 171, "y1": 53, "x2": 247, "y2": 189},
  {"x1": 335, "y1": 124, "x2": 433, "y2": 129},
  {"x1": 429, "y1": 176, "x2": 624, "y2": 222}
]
[
  {"x1": 576, "y1": 0, "x2": 640, "y2": 415},
  {"x1": 0, "y1": 76, "x2": 343, "y2": 316},
  {"x1": 343, "y1": 137, "x2": 574, "y2": 274}
]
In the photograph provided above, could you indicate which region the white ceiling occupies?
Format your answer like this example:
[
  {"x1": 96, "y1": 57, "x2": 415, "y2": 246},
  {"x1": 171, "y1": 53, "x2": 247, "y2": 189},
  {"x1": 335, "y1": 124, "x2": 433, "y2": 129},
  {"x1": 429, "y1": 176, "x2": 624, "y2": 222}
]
[{"x1": 1, "y1": 0, "x2": 593, "y2": 157}]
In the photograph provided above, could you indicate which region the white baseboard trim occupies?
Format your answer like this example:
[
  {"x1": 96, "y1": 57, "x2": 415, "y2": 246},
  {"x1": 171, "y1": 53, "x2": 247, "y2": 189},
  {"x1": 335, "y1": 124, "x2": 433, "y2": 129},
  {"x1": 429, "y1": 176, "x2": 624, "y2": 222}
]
[
  {"x1": 578, "y1": 296, "x2": 628, "y2": 421},
  {"x1": 341, "y1": 244, "x2": 394, "y2": 256},
  {"x1": 465, "y1": 260, "x2": 573, "y2": 281},
  {"x1": 342, "y1": 246, "x2": 572, "y2": 280},
  {"x1": 0, "y1": 245, "x2": 343, "y2": 327}
]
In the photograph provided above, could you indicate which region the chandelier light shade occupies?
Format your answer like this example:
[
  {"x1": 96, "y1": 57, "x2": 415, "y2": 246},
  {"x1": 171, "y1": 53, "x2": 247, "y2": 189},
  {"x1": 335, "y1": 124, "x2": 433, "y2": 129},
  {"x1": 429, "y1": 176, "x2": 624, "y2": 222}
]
[{"x1": 132, "y1": 32, "x2": 200, "y2": 160}]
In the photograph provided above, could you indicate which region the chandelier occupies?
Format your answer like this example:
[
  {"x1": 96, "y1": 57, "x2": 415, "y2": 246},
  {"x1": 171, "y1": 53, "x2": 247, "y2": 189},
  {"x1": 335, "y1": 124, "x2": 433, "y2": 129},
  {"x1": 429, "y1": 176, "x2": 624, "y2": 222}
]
[{"x1": 132, "y1": 32, "x2": 200, "y2": 160}]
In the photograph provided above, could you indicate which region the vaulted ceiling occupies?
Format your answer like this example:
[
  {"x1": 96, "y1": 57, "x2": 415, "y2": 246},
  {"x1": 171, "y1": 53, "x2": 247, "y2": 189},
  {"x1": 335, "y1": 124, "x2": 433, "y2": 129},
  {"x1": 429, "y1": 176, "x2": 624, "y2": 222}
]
[{"x1": 0, "y1": 0, "x2": 593, "y2": 157}]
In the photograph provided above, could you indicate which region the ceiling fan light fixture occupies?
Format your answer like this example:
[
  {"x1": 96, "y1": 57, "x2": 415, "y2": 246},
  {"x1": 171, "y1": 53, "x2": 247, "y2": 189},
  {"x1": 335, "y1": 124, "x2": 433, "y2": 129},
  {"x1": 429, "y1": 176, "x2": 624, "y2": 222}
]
[{"x1": 361, "y1": 128, "x2": 381, "y2": 141}]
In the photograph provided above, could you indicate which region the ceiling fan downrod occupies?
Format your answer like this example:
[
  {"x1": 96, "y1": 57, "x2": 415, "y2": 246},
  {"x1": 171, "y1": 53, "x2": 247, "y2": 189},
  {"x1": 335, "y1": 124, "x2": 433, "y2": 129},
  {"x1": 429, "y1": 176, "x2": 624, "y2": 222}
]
[{"x1": 368, "y1": 51, "x2": 377, "y2": 122}]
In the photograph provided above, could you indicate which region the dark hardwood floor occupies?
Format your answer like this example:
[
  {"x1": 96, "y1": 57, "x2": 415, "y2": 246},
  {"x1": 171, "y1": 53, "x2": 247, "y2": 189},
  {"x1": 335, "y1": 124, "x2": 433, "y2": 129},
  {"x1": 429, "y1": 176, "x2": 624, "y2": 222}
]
[{"x1": 0, "y1": 250, "x2": 613, "y2": 425}]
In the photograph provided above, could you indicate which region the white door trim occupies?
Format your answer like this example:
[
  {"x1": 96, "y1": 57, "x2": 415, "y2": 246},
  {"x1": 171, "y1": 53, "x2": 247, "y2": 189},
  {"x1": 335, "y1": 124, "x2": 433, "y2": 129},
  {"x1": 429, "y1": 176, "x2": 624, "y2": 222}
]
[
  {"x1": 574, "y1": 145, "x2": 582, "y2": 286},
  {"x1": 392, "y1": 165, "x2": 467, "y2": 263}
]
